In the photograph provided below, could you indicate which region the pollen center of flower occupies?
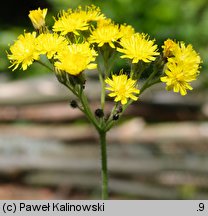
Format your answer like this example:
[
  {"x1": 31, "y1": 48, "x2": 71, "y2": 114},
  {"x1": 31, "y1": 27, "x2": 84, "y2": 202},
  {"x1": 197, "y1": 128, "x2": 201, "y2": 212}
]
[
  {"x1": 25, "y1": 49, "x2": 30, "y2": 53},
  {"x1": 116, "y1": 84, "x2": 126, "y2": 95},
  {"x1": 175, "y1": 73, "x2": 184, "y2": 81}
]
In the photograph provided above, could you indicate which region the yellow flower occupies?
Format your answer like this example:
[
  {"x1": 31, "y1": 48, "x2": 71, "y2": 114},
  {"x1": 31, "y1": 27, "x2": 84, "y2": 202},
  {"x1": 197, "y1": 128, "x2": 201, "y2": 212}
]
[
  {"x1": 105, "y1": 74, "x2": 140, "y2": 105},
  {"x1": 28, "y1": 8, "x2": 47, "y2": 29},
  {"x1": 161, "y1": 62, "x2": 195, "y2": 95},
  {"x1": 7, "y1": 32, "x2": 39, "y2": 70},
  {"x1": 161, "y1": 41, "x2": 201, "y2": 95},
  {"x1": 36, "y1": 33, "x2": 69, "y2": 59},
  {"x1": 53, "y1": 5, "x2": 106, "y2": 36},
  {"x1": 54, "y1": 42, "x2": 97, "y2": 76},
  {"x1": 53, "y1": 10, "x2": 89, "y2": 35},
  {"x1": 119, "y1": 24, "x2": 135, "y2": 38},
  {"x1": 117, "y1": 33, "x2": 160, "y2": 63},
  {"x1": 73, "y1": 5, "x2": 105, "y2": 22},
  {"x1": 89, "y1": 19, "x2": 121, "y2": 48},
  {"x1": 171, "y1": 42, "x2": 201, "y2": 71},
  {"x1": 162, "y1": 39, "x2": 177, "y2": 58}
]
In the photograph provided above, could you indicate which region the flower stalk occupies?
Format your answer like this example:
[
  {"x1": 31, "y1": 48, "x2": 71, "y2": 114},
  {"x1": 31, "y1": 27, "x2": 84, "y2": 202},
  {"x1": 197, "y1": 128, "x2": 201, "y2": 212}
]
[{"x1": 99, "y1": 130, "x2": 108, "y2": 200}]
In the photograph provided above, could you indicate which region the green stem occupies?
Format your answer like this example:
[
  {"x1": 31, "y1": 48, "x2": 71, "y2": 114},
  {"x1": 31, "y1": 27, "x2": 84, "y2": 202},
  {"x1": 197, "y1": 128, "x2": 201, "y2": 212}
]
[
  {"x1": 105, "y1": 100, "x2": 132, "y2": 132},
  {"x1": 105, "y1": 103, "x2": 118, "y2": 126},
  {"x1": 140, "y1": 78, "x2": 161, "y2": 95},
  {"x1": 79, "y1": 89, "x2": 109, "y2": 199},
  {"x1": 36, "y1": 60, "x2": 54, "y2": 72},
  {"x1": 98, "y1": 71, "x2": 106, "y2": 110},
  {"x1": 97, "y1": 54, "x2": 107, "y2": 111},
  {"x1": 99, "y1": 130, "x2": 108, "y2": 200},
  {"x1": 139, "y1": 66, "x2": 160, "y2": 93},
  {"x1": 130, "y1": 62, "x2": 136, "y2": 78},
  {"x1": 79, "y1": 91, "x2": 100, "y2": 131}
]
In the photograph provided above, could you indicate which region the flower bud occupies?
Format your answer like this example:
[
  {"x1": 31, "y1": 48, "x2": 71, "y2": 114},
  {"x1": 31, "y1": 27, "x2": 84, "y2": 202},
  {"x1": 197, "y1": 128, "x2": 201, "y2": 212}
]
[
  {"x1": 112, "y1": 113, "x2": 119, "y2": 120},
  {"x1": 162, "y1": 39, "x2": 176, "y2": 58},
  {"x1": 95, "y1": 109, "x2": 104, "y2": 118},
  {"x1": 70, "y1": 100, "x2": 78, "y2": 109},
  {"x1": 28, "y1": 8, "x2": 47, "y2": 30}
]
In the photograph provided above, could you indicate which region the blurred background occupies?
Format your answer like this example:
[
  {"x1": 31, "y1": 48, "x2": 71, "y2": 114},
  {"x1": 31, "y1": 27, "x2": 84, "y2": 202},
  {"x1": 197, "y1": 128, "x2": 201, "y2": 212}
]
[{"x1": 0, "y1": 0, "x2": 208, "y2": 199}]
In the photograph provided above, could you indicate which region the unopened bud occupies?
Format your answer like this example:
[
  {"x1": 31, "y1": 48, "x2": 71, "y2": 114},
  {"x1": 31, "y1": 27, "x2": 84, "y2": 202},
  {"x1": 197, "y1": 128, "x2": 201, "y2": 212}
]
[
  {"x1": 28, "y1": 8, "x2": 47, "y2": 30},
  {"x1": 70, "y1": 100, "x2": 78, "y2": 108},
  {"x1": 95, "y1": 109, "x2": 104, "y2": 118},
  {"x1": 113, "y1": 113, "x2": 119, "y2": 120}
]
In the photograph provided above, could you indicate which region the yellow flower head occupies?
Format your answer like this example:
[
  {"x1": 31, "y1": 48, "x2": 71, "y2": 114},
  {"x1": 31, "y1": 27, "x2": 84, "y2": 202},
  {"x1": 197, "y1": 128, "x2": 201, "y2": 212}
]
[
  {"x1": 119, "y1": 24, "x2": 135, "y2": 38},
  {"x1": 73, "y1": 5, "x2": 105, "y2": 22},
  {"x1": 171, "y1": 42, "x2": 201, "y2": 70},
  {"x1": 162, "y1": 39, "x2": 177, "y2": 58},
  {"x1": 54, "y1": 42, "x2": 97, "y2": 76},
  {"x1": 7, "y1": 32, "x2": 39, "y2": 70},
  {"x1": 28, "y1": 8, "x2": 47, "y2": 29},
  {"x1": 161, "y1": 62, "x2": 195, "y2": 95},
  {"x1": 117, "y1": 33, "x2": 160, "y2": 63},
  {"x1": 105, "y1": 74, "x2": 140, "y2": 105},
  {"x1": 161, "y1": 41, "x2": 202, "y2": 95},
  {"x1": 53, "y1": 10, "x2": 89, "y2": 35},
  {"x1": 36, "y1": 33, "x2": 69, "y2": 59},
  {"x1": 89, "y1": 19, "x2": 121, "y2": 48}
]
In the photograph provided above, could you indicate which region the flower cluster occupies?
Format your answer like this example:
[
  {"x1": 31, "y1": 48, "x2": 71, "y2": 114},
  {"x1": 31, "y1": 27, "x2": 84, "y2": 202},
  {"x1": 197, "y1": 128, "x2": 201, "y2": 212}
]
[
  {"x1": 161, "y1": 39, "x2": 201, "y2": 95},
  {"x1": 7, "y1": 5, "x2": 201, "y2": 108}
]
